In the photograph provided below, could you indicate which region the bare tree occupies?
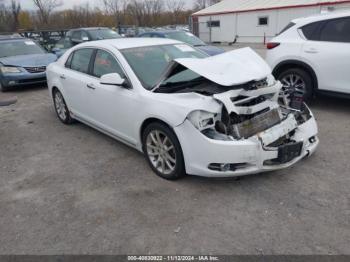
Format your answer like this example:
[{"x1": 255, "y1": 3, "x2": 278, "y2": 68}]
[
  {"x1": 11, "y1": 0, "x2": 21, "y2": 31},
  {"x1": 101, "y1": 0, "x2": 125, "y2": 26},
  {"x1": 144, "y1": 0, "x2": 163, "y2": 25},
  {"x1": 167, "y1": 0, "x2": 185, "y2": 24},
  {"x1": 32, "y1": 0, "x2": 62, "y2": 24},
  {"x1": 193, "y1": 0, "x2": 221, "y2": 10},
  {"x1": 126, "y1": 0, "x2": 146, "y2": 26},
  {"x1": 0, "y1": 1, "x2": 12, "y2": 32}
]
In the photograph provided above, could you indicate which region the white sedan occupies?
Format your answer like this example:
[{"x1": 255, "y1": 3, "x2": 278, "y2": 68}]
[{"x1": 47, "y1": 38, "x2": 319, "y2": 180}]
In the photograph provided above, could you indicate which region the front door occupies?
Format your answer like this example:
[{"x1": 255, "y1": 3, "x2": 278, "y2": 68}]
[{"x1": 83, "y1": 49, "x2": 138, "y2": 145}]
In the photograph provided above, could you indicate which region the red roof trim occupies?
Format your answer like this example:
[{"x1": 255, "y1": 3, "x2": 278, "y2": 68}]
[{"x1": 192, "y1": 1, "x2": 350, "y2": 17}]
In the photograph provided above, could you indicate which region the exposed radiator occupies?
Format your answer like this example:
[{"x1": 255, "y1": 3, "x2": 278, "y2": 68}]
[{"x1": 231, "y1": 108, "x2": 282, "y2": 139}]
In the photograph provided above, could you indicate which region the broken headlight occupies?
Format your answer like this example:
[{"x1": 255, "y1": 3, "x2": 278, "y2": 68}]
[{"x1": 187, "y1": 110, "x2": 216, "y2": 131}]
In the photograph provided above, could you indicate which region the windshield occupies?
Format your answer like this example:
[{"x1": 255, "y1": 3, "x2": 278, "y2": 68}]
[
  {"x1": 88, "y1": 29, "x2": 121, "y2": 40},
  {"x1": 121, "y1": 44, "x2": 207, "y2": 90},
  {"x1": 0, "y1": 40, "x2": 46, "y2": 58},
  {"x1": 165, "y1": 31, "x2": 206, "y2": 46}
]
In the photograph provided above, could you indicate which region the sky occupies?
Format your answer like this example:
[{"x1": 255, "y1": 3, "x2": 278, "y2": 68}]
[{"x1": 4, "y1": 0, "x2": 195, "y2": 10}]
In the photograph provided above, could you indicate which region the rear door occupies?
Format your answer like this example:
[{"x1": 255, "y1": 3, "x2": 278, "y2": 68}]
[
  {"x1": 62, "y1": 48, "x2": 94, "y2": 119},
  {"x1": 302, "y1": 17, "x2": 350, "y2": 93}
]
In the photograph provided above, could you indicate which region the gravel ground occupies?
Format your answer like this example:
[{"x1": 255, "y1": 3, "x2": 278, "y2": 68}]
[{"x1": 0, "y1": 46, "x2": 349, "y2": 255}]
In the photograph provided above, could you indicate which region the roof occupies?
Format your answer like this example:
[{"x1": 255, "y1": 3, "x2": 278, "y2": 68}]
[
  {"x1": 291, "y1": 9, "x2": 350, "y2": 24},
  {"x1": 193, "y1": 0, "x2": 350, "y2": 16},
  {"x1": 78, "y1": 38, "x2": 182, "y2": 50}
]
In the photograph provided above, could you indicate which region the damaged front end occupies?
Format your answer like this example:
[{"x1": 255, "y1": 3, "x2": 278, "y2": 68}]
[
  {"x1": 184, "y1": 79, "x2": 318, "y2": 175},
  {"x1": 158, "y1": 48, "x2": 319, "y2": 176}
]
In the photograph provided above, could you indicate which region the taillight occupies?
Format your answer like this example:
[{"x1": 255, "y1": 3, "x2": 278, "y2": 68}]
[{"x1": 267, "y1": 42, "x2": 280, "y2": 49}]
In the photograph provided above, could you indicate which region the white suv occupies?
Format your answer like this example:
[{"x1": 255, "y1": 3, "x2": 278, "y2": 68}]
[{"x1": 266, "y1": 11, "x2": 350, "y2": 101}]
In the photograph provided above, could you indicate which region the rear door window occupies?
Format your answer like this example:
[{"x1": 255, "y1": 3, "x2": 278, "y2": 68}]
[
  {"x1": 319, "y1": 17, "x2": 350, "y2": 43},
  {"x1": 70, "y1": 49, "x2": 94, "y2": 74}
]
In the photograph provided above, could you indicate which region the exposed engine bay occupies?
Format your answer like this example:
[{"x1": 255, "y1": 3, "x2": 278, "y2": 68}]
[
  {"x1": 152, "y1": 47, "x2": 318, "y2": 176},
  {"x1": 213, "y1": 91, "x2": 312, "y2": 142},
  {"x1": 184, "y1": 78, "x2": 312, "y2": 148},
  {"x1": 153, "y1": 47, "x2": 318, "y2": 171}
]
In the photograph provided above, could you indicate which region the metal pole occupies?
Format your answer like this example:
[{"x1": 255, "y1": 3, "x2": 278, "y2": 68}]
[{"x1": 209, "y1": 16, "x2": 212, "y2": 43}]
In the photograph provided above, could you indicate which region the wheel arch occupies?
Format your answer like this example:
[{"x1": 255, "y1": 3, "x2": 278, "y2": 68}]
[
  {"x1": 51, "y1": 86, "x2": 59, "y2": 96},
  {"x1": 272, "y1": 60, "x2": 318, "y2": 90},
  {"x1": 139, "y1": 118, "x2": 174, "y2": 145}
]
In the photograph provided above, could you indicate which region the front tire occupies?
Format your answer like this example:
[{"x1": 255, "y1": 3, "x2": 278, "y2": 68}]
[
  {"x1": 278, "y1": 68, "x2": 314, "y2": 102},
  {"x1": 53, "y1": 89, "x2": 74, "y2": 125},
  {"x1": 142, "y1": 122, "x2": 186, "y2": 180}
]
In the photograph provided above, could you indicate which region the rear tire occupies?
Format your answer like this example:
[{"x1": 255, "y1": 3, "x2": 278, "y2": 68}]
[
  {"x1": 53, "y1": 89, "x2": 74, "y2": 125},
  {"x1": 278, "y1": 68, "x2": 314, "y2": 102},
  {"x1": 142, "y1": 122, "x2": 186, "y2": 180}
]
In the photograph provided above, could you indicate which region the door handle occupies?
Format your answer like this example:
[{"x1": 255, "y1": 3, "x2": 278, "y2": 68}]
[
  {"x1": 87, "y1": 84, "x2": 96, "y2": 90},
  {"x1": 305, "y1": 48, "x2": 318, "y2": 54},
  {"x1": 60, "y1": 74, "x2": 66, "y2": 80}
]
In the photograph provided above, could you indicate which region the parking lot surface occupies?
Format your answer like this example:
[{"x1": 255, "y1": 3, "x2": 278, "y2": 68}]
[{"x1": 0, "y1": 46, "x2": 349, "y2": 255}]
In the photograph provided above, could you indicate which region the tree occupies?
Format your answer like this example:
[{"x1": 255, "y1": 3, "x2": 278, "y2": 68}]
[
  {"x1": 193, "y1": 0, "x2": 221, "y2": 11},
  {"x1": 126, "y1": 0, "x2": 146, "y2": 26},
  {"x1": 101, "y1": 0, "x2": 126, "y2": 26},
  {"x1": 144, "y1": 0, "x2": 163, "y2": 25},
  {"x1": 18, "y1": 11, "x2": 33, "y2": 30},
  {"x1": 32, "y1": 0, "x2": 62, "y2": 24},
  {"x1": 0, "y1": 1, "x2": 11, "y2": 32},
  {"x1": 11, "y1": 0, "x2": 21, "y2": 31},
  {"x1": 167, "y1": 0, "x2": 185, "y2": 24}
]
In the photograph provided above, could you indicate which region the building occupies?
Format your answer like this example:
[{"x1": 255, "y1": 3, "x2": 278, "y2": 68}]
[{"x1": 192, "y1": 0, "x2": 350, "y2": 43}]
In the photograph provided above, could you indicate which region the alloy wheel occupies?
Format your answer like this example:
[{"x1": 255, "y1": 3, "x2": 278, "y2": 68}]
[
  {"x1": 280, "y1": 73, "x2": 306, "y2": 101},
  {"x1": 54, "y1": 91, "x2": 67, "y2": 121},
  {"x1": 146, "y1": 130, "x2": 177, "y2": 176}
]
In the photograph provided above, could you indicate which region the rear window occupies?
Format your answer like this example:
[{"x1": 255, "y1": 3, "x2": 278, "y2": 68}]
[
  {"x1": 278, "y1": 22, "x2": 296, "y2": 35},
  {"x1": 70, "y1": 49, "x2": 94, "y2": 74}
]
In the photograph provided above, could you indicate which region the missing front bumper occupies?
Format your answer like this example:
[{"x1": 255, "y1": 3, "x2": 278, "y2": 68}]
[{"x1": 265, "y1": 141, "x2": 304, "y2": 165}]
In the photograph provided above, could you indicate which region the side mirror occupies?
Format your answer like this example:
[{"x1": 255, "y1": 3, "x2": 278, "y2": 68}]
[{"x1": 100, "y1": 73, "x2": 129, "y2": 88}]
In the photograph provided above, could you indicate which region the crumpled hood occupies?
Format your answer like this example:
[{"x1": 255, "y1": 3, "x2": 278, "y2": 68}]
[
  {"x1": 173, "y1": 47, "x2": 271, "y2": 86},
  {"x1": 0, "y1": 53, "x2": 57, "y2": 67}
]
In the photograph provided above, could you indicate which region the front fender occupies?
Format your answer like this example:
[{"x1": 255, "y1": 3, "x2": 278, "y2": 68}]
[{"x1": 142, "y1": 92, "x2": 222, "y2": 127}]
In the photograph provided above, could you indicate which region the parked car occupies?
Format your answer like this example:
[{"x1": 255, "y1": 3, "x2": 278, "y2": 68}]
[
  {"x1": 52, "y1": 27, "x2": 121, "y2": 57},
  {"x1": 266, "y1": 11, "x2": 350, "y2": 101},
  {"x1": 47, "y1": 38, "x2": 318, "y2": 180},
  {"x1": 138, "y1": 30, "x2": 225, "y2": 56},
  {"x1": 0, "y1": 36, "x2": 57, "y2": 92}
]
